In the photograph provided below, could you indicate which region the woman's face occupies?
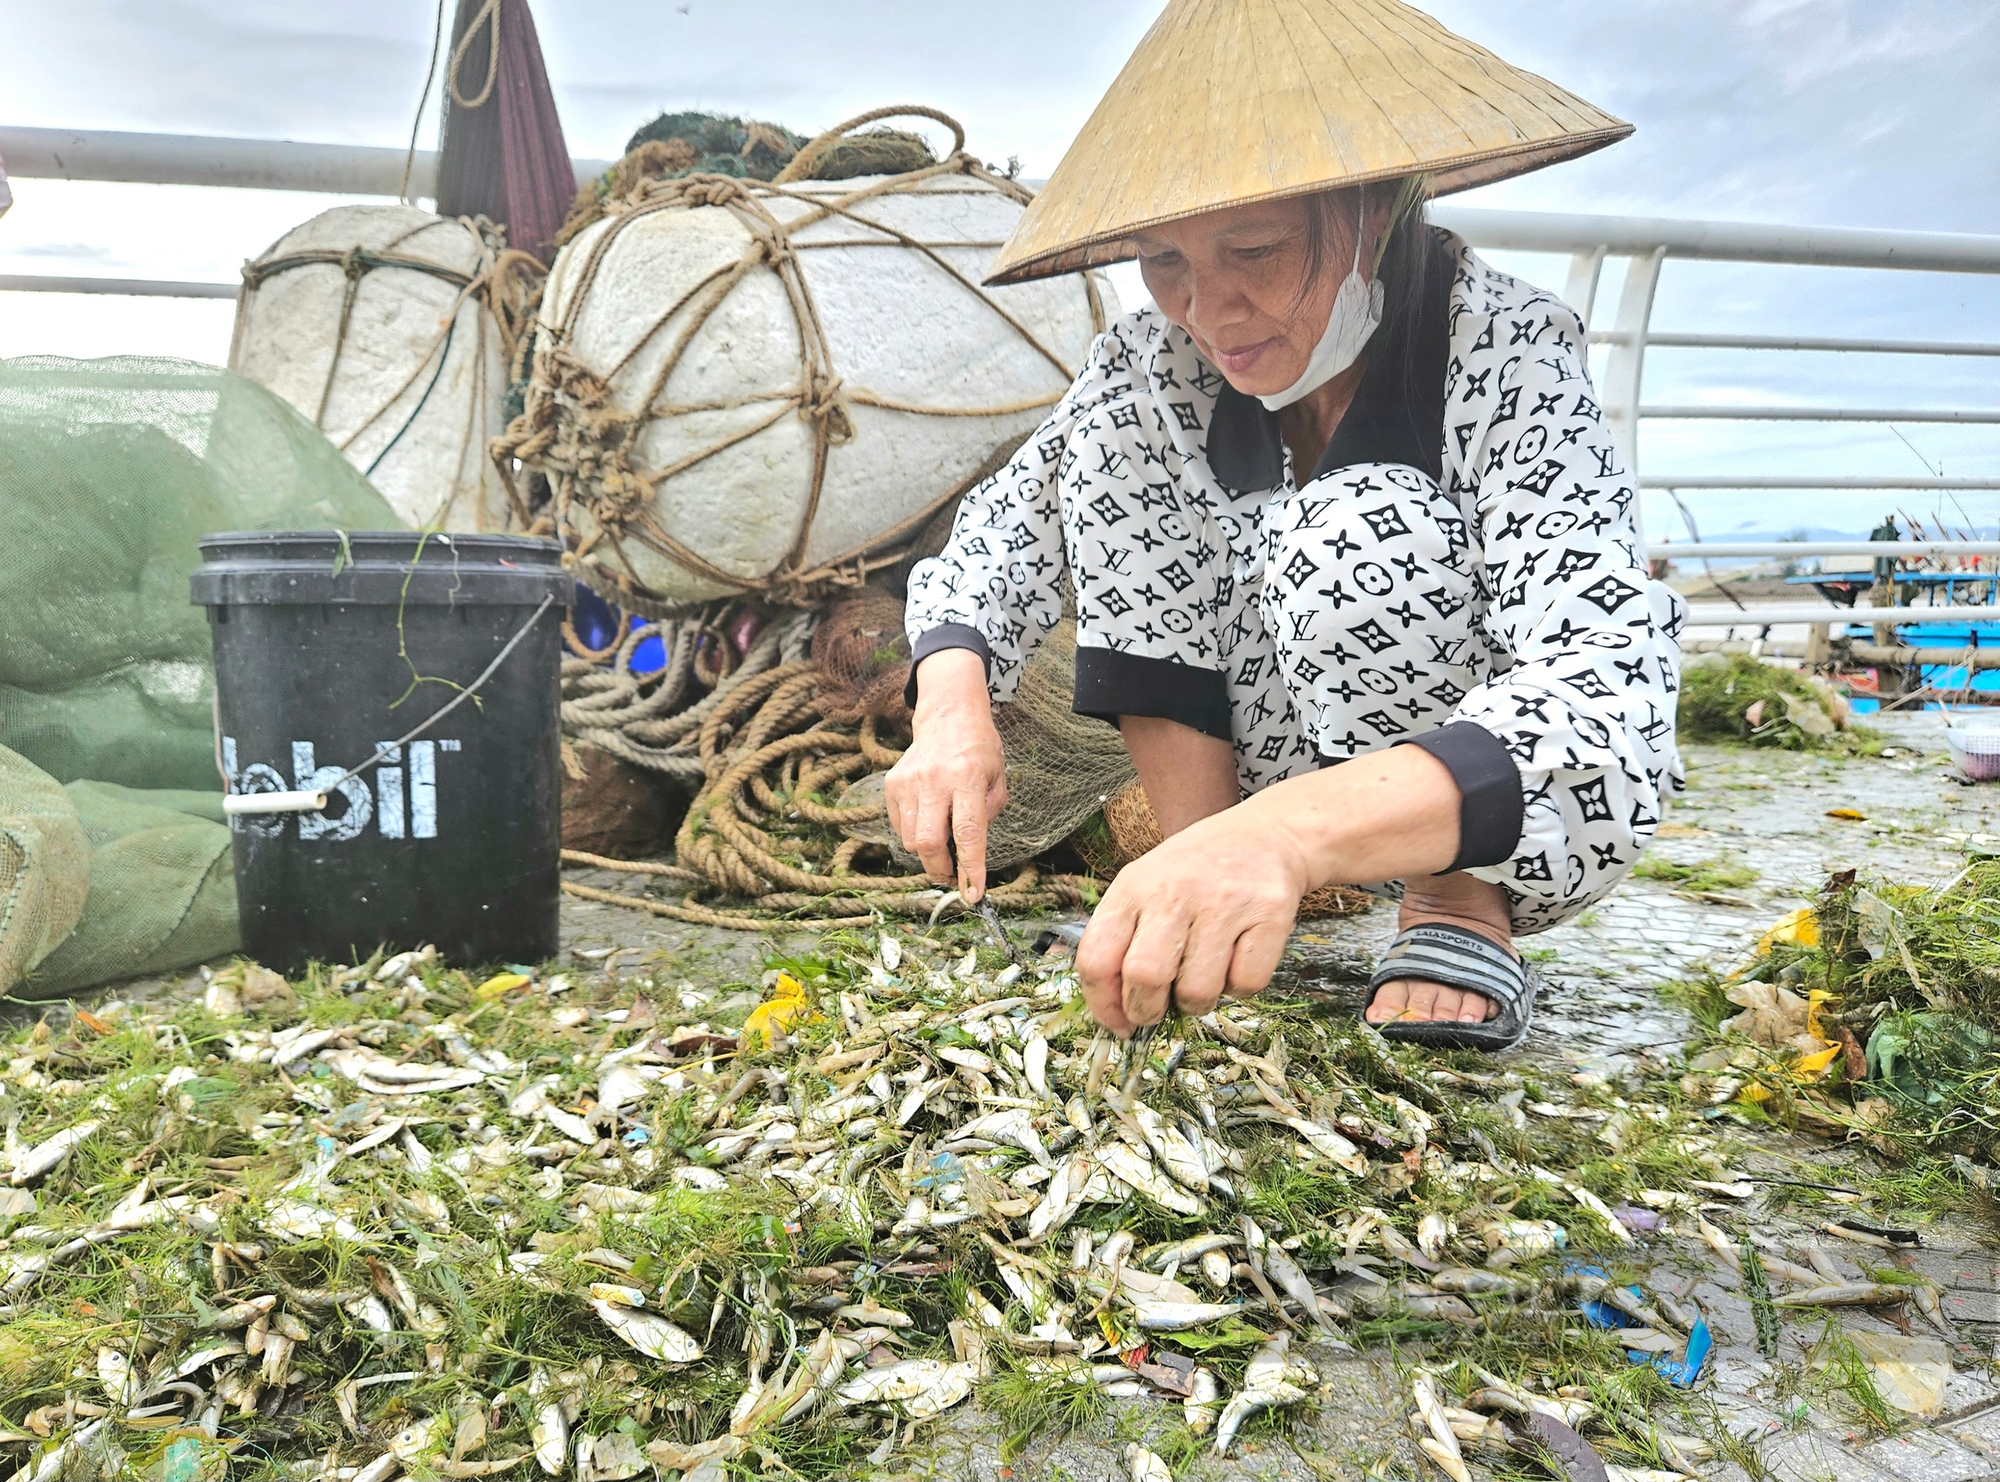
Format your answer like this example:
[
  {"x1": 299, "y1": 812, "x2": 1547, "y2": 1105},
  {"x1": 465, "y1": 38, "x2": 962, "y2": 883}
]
[{"x1": 1135, "y1": 190, "x2": 1386, "y2": 399}]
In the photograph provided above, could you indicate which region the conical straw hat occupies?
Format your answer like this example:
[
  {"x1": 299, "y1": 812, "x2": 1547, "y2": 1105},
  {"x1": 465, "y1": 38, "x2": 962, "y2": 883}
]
[{"x1": 987, "y1": 0, "x2": 1630, "y2": 285}]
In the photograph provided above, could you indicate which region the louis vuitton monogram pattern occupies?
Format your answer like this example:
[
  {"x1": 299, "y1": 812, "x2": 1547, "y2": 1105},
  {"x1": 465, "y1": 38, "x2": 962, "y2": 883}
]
[{"x1": 906, "y1": 235, "x2": 1684, "y2": 932}]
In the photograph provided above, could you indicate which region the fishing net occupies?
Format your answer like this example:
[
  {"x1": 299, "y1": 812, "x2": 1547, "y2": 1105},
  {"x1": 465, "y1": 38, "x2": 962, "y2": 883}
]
[
  {"x1": 495, "y1": 104, "x2": 1105, "y2": 614},
  {"x1": 23, "y1": 784, "x2": 240, "y2": 998},
  {"x1": 0, "y1": 745, "x2": 89, "y2": 990},
  {"x1": 815, "y1": 591, "x2": 1137, "y2": 872},
  {"x1": 558, "y1": 110, "x2": 938, "y2": 250},
  {"x1": 0, "y1": 355, "x2": 403, "y2": 994}
]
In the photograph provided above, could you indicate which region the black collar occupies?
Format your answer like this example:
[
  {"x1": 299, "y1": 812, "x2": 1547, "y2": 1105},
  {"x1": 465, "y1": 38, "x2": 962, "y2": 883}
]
[{"x1": 1206, "y1": 229, "x2": 1451, "y2": 493}]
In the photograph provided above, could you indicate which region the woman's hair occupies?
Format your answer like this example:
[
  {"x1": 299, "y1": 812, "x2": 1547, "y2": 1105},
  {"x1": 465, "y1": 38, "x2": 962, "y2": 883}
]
[{"x1": 1297, "y1": 176, "x2": 1443, "y2": 406}]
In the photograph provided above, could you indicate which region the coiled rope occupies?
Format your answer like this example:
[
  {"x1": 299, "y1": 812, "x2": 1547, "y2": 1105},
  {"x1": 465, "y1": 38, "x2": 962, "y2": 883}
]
[{"x1": 559, "y1": 639, "x2": 1096, "y2": 931}]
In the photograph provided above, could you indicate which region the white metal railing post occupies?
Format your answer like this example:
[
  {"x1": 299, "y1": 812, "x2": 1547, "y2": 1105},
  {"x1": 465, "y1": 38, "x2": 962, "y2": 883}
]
[
  {"x1": 1601, "y1": 247, "x2": 1665, "y2": 548},
  {"x1": 1564, "y1": 247, "x2": 1606, "y2": 329}
]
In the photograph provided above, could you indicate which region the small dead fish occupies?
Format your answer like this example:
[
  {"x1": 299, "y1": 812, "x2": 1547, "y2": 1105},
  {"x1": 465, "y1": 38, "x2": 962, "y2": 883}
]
[
  {"x1": 1026, "y1": 1153, "x2": 1092, "y2": 1241},
  {"x1": 1411, "y1": 1369, "x2": 1471, "y2": 1482},
  {"x1": 1184, "y1": 1366, "x2": 1223, "y2": 1435},
  {"x1": 1123, "y1": 1443, "x2": 1173, "y2": 1482},
  {"x1": 957, "y1": 1108, "x2": 1050, "y2": 1166},
  {"x1": 1417, "y1": 1212, "x2": 1450, "y2": 1261},
  {"x1": 532, "y1": 1403, "x2": 567, "y2": 1476},
  {"x1": 1132, "y1": 1299, "x2": 1245, "y2": 1331},
  {"x1": 935, "y1": 1046, "x2": 995, "y2": 1075},
  {"x1": 1097, "y1": 1143, "x2": 1203, "y2": 1217},
  {"x1": 1200, "y1": 1249, "x2": 1234, "y2": 1289},
  {"x1": 1467, "y1": 1370, "x2": 1595, "y2": 1430},
  {"x1": 1215, "y1": 1334, "x2": 1316, "y2": 1457},
  {"x1": 376, "y1": 947, "x2": 433, "y2": 981},
  {"x1": 1144, "y1": 1233, "x2": 1238, "y2": 1272},
  {"x1": 1773, "y1": 1282, "x2": 1910, "y2": 1308},
  {"x1": 10, "y1": 1121, "x2": 99, "y2": 1185},
  {"x1": 591, "y1": 1300, "x2": 702, "y2": 1361},
  {"x1": 1430, "y1": 1266, "x2": 1519, "y2": 1297},
  {"x1": 1564, "y1": 1181, "x2": 1633, "y2": 1244},
  {"x1": 834, "y1": 1297, "x2": 913, "y2": 1328},
  {"x1": 1479, "y1": 1219, "x2": 1566, "y2": 1260},
  {"x1": 834, "y1": 1358, "x2": 977, "y2": 1419},
  {"x1": 1109, "y1": 1091, "x2": 1209, "y2": 1191},
  {"x1": 1402, "y1": 1292, "x2": 1480, "y2": 1326},
  {"x1": 96, "y1": 1347, "x2": 134, "y2": 1406},
  {"x1": 1024, "y1": 1035, "x2": 1051, "y2": 1099},
  {"x1": 205, "y1": 1294, "x2": 279, "y2": 1330},
  {"x1": 1282, "y1": 1115, "x2": 1370, "y2": 1176},
  {"x1": 1265, "y1": 1244, "x2": 1348, "y2": 1346}
]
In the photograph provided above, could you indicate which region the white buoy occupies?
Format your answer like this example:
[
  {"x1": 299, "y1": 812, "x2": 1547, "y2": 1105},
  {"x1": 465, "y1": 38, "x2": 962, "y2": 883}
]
[
  {"x1": 526, "y1": 168, "x2": 1113, "y2": 607},
  {"x1": 231, "y1": 204, "x2": 523, "y2": 533}
]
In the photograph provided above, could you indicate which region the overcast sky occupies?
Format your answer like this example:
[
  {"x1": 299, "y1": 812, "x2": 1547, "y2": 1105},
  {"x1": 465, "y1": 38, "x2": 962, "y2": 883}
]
[{"x1": 3, "y1": 0, "x2": 1997, "y2": 536}]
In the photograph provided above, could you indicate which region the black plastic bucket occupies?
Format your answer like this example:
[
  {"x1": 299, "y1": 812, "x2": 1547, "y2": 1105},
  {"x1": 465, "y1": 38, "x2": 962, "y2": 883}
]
[{"x1": 191, "y1": 531, "x2": 570, "y2": 972}]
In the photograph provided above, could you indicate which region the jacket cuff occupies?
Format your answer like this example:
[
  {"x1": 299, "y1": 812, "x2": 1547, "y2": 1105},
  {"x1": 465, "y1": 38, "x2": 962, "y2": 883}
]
[
  {"x1": 1398, "y1": 721, "x2": 1525, "y2": 872},
  {"x1": 904, "y1": 624, "x2": 992, "y2": 708},
  {"x1": 1072, "y1": 647, "x2": 1231, "y2": 742}
]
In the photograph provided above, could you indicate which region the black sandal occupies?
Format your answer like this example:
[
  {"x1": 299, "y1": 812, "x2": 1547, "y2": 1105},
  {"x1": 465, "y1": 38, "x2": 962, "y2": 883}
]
[{"x1": 1363, "y1": 923, "x2": 1538, "y2": 1053}]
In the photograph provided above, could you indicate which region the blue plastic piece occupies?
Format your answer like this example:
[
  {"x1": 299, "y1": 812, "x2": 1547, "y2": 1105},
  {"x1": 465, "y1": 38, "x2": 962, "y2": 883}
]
[
  {"x1": 1650, "y1": 1318, "x2": 1713, "y2": 1387},
  {"x1": 1568, "y1": 1260, "x2": 1711, "y2": 1387},
  {"x1": 629, "y1": 633, "x2": 666, "y2": 676},
  {"x1": 912, "y1": 1152, "x2": 965, "y2": 1189}
]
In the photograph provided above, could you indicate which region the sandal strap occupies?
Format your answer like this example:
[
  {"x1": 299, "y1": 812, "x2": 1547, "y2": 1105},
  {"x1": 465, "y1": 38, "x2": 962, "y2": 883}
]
[{"x1": 1367, "y1": 923, "x2": 1529, "y2": 1019}]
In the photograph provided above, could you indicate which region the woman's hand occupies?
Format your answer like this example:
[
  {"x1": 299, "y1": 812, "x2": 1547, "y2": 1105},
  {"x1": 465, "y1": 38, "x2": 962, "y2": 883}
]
[
  {"x1": 1077, "y1": 801, "x2": 1311, "y2": 1036},
  {"x1": 885, "y1": 649, "x2": 1008, "y2": 900},
  {"x1": 1077, "y1": 745, "x2": 1464, "y2": 1035}
]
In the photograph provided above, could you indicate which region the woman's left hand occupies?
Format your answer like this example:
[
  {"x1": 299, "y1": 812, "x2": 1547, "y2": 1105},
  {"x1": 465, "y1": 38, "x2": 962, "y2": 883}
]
[
  {"x1": 1076, "y1": 803, "x2": 1311, "y2": 1036},
  {"x1": 1074, "y1": 744, "x2": 1465, "y2": 1036}
]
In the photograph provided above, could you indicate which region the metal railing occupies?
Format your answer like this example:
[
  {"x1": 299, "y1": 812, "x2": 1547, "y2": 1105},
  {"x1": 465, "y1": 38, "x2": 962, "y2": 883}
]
[{"x1": 4, "y1": 127, "x2": 1998, "y2": 633}]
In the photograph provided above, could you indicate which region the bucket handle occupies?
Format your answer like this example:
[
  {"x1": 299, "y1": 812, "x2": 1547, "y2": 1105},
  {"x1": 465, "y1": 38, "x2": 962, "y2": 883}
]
[
  {"x1": 216, "y1": 593, "x2": 558, "y2": 811},
  {"x1": 224, "y1": 790, "x2": 330, "y2": 817}
]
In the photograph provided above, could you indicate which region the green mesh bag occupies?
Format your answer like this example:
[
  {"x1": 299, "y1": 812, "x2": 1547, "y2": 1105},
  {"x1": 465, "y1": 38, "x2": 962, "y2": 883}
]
[{"x1": 0, "y1": 356, "x2": 404, "y2": 996}]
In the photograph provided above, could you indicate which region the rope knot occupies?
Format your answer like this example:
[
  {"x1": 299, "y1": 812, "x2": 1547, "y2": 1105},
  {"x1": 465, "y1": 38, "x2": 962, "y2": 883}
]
[
  {"x1": 340, "y1": 246, "x2": 369, "y2": 281},
  {"x1": 678, "y1": 175, "x2": 752, "y2": 211},
  {"x1": 799, "y1": 370, "x2": 855, "y2": 445},
  {"x1": 595, "y1": 464, "x2": 654, "y2": 527}
]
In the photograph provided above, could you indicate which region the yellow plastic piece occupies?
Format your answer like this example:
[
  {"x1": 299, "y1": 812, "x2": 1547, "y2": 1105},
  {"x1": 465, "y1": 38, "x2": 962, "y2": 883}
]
[
  {"x1": 475, "y1": 972, "x2": 531, "y2": 1000},
  {"x1": 1754, "y1": 908, "x2": 1819, "y2": 955},
  {"x1": 742, "y1": 971, "x2": 815, "y2": 1048}
]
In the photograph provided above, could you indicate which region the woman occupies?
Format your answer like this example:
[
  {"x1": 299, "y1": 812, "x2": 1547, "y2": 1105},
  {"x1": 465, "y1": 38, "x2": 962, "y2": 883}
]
[{"x1": 887, "y1": 0, "x2": 1684, "y2": 1052}]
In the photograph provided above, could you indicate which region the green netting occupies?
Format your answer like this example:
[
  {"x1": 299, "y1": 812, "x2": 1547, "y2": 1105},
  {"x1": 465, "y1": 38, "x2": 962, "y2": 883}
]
[
  {"x1": 0, "y1": 745, "x2": 90, "y2": 988},
  {"x1": 0, "y1": 355, "x2": 405, "y2": 996},
  {"x1": 25, "y1": 784, "x2": 238, "y2": 997}
]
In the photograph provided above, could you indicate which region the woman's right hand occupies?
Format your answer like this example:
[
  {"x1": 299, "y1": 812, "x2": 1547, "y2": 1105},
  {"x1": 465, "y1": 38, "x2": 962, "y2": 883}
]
[{"x1": 885, "y1": 648, "x2": 1008, "y2": 900}]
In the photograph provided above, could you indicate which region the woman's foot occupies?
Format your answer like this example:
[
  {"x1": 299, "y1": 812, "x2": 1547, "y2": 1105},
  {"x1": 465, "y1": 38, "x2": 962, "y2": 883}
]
[{"x1": 1363, "y1": 872, "x2": 1516, "y2": 1025}]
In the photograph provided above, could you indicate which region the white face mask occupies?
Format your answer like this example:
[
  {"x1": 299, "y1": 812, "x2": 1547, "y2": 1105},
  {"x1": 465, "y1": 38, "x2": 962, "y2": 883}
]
[{"x1": 1257, "y1": 196, "x2": 1383, "y2": 412}]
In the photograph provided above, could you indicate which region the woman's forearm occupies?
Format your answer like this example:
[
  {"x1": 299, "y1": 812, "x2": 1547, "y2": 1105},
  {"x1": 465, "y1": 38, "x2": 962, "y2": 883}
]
[{"x1": 1233, "y1": 743, "x2": 1462, "y2": 887}]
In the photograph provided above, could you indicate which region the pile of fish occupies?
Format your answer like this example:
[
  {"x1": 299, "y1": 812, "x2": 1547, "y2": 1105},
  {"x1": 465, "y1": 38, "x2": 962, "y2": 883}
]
[{"x1": 0, "y1": 932, "x2": 1943, "y2": 1480}]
